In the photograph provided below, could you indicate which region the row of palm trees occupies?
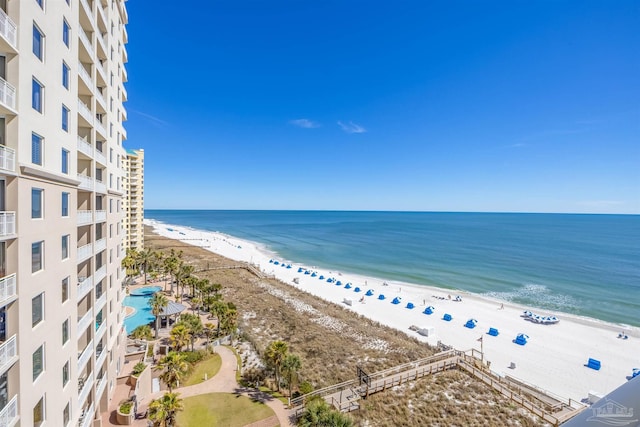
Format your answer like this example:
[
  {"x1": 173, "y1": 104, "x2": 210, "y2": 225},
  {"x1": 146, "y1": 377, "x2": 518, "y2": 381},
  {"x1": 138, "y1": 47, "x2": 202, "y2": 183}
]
[
  {"x1": 146, "y1": 351, "x2": 190, "y2": 427},
  {"x1": 265, "y1": 340, "x2": 302, "y2": 398}
]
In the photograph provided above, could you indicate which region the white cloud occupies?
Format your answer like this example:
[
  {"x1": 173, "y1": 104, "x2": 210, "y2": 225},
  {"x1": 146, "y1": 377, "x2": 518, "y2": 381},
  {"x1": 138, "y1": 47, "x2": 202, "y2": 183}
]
[
  {"x1": 337, "y1": 120, "x2": 366, "y2": 134},
  {"x1": 290, "y1": 118, "x2": 320, "y2": 128}
]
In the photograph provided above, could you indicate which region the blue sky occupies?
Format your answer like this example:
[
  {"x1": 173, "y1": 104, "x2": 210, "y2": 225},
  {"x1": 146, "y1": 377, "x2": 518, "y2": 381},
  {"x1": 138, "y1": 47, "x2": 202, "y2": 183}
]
[{"x1": 126, "y1": 1, "x2": 639, "y2": 213}]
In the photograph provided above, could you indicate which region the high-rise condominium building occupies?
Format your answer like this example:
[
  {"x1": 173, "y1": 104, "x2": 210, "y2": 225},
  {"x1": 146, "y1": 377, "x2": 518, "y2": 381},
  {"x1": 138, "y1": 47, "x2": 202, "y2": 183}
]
[
  {"x1": 0, "y1": 0, "x2": 129, "y2": 426},
  {"x1": 123, "y1": 148, "x2": 143, "y2": 251}
]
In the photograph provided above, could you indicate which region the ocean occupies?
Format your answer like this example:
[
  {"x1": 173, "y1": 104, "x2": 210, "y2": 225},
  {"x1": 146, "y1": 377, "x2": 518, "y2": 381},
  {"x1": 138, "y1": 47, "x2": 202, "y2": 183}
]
[{"x1": 145, "y1": 210, "x2": 640, "y2": 327}]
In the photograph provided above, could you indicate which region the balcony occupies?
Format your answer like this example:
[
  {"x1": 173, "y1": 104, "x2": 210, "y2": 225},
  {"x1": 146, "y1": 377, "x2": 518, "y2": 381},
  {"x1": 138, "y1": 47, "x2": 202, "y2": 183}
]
[
  {"x1": 96, "y1": 60, "x2": 106, "y2": 82},
  {"x1": 79, "y1": 28, "x2": 94, "y2": 59},
  {"x1": 77, "y1": 137, "x2": 93, "y2": 159},
  {"x1": 95, "y1": 180, "x2": 107, "y2": 194},
  {"x1": 79, "y1": 64, "x2": 92, "y2": 88},
  {"x1": 96, "y1": 2, "x2": 107, "y2": 27},
  {"x1": 94, "y1": 238, "x2": 106, "y2": 253},
  {"x1": 77, "y1": 275, "x2": 93, "y2": 302},
  {"x1": 77, "y1": 338, "x2": 93, "y2": 372},
  {"x1": 95, "y1": 320, "x2": 107, "y2": 344},
  {"x1": 77, "y1": 99, "x2": 93, "y2": 125},
  {"x1": 0, "y1": 212, "x2": 16, "y2": 238},
  {"x1": 77, "y1": 374, "x2": 94, "y2": 409},
  {"x1": 0, "y1": 8, "x2": 17, "y2": 54},
  {"x1": 78, "y1": 401, "x2": 95, "y2": 427},
  {"x1": 95, "y1": 90, "x2": 106, "y2": 109},
  {"x1": 77, "y1": 173, "x2": 94, "y2": 191},
  {"x1": 78, "y1": 309, "x2": 93, "y2": 335},
  {"x1": 77, "y1": 242, "x2": 92, "y2": 263},
  {"x1": 95, "y1": 119, "x2": 106, "y2": 137},
  {"x1": 95, "y1": 210, "x2": 106, "y2": 222},
  {"x1": 95, "y1": 149, "x2": 107, "y2": 166},
  {"x1": 0, "y1": 334, "x2": 18, "y2": 376},
  {"x1": 96, "y1": 374, "x2": 107, "y2": 398},
  {"x1": 0, "y1": 145, "x2": 15, "y2": 173},
  {"x1": 96, "y1": 293, "x2": 106, "y2": 313},
  {"x1": 94, "y1": 265, "x2": 107, "y2": 284},
  {"x1": 0, "y1": 394, "x2": 18, "y2": 427},
  {"x1": 0, "y1": 273, "x2": 16, "y2": 308},
  {"x1": 0, "y1": 76, "x2": 16, "y2": 114},
  {"x1": 77, "y1": 210, "x2": 93, "y2": 226}
]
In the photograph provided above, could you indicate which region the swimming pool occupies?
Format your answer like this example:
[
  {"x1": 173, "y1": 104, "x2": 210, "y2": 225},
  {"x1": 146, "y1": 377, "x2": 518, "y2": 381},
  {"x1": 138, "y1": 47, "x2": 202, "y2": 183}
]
[{"x1": 123, "y1": 286, "x2": 162, "y2": 334}]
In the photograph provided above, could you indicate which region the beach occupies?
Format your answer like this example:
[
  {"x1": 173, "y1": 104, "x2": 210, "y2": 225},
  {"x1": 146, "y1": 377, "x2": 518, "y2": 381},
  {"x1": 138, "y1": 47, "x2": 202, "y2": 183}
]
[{"x1": 146, "y1": 219, "x2": 640, "y2": 403}]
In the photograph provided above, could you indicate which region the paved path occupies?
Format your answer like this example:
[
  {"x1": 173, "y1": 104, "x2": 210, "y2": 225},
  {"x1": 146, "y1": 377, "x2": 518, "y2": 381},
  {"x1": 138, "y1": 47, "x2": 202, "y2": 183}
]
[{"x1": 102, "y1": 346, "x2": 294, "y2": 426}]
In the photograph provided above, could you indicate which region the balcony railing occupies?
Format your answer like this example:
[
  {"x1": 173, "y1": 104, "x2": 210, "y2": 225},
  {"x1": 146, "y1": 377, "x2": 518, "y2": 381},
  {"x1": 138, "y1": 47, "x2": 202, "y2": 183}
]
[
  {"x1": 77, "y1": 137, "x2": 93, "y2": 158},
  {"x1": 77, "y1": 99, "x2": 93, "y2": 124},
  {"x1": 77, "y1": 242, "x2": 92, "y2": 263},
  {"x1": 77, "y1": 210, "x2": 93, "y2": 226},
  {"x1": 96, "y1": 2, "x2": 107, "y2": 26},
  {"x1": 95, "y1": 210, "x2": 107, "y2": 222},
  {"x1": 78, "y1": 401, "x2": 95, "y2": 427},
  {"x1": 0, "y1": 212, "x2": 16, "y2": 237},
  {"x1": 77, "y1": 374, "x2": 94, "y2": 409},
  {"x1": 95, "y1": 90, "x2": 106, "y2": 109},
  {"x1": 96, "y1": 374, "x2": 107, "y2": 397},
  {"x1": 0, "y1": 334, "x2": 18, "y2": 375},
  {"x1": 77, "y1": 275, "x2": 93, "y2": 302},
  {"x1": 0, "y1": 76, "x2": 16, "y2": 111},
  {"x1": 95, "y1": 119, "x2": 106, "y2": 137},
  {"x1": 78, "y1": 309, "x2": 93, "y2": 335},
  {"x1": 95, "y1": 149, "x2": 107, "y2": 166},
  {"x1": 0, "y1": 273, "x2": 16, "y2": 307},
  {"x1": 79, "y1": 28, "x2": 94, "y2": 58},
  {"x1": 0, "y1": 395, "x2": 18, "y2": 427},
  {"x1": 0, "y1": 145, "x2": 15, "y2": 173},
  {"x1": 94, "y1": 265, "x2": 107, "y2": 284},
  {"x1": 94, "y1": 238, "x2": 106, "y2": 253},
  {"x1": 0, "y1": 8, "x2": 17, "y2": 51},
  {"x1": 77, "y1": 338, "x2": 93, "y2": 372},
  {"x1": 96, "y1": 320, "x2": 107, "y2": 344},
  {"x1": 95, "y1": 180, "x2": 107, "y2": 194},
  {"x1": 79, "y1": 64, "x2": 92, "y2": 87},
  {"x1": 77, "y1": 173, "x2": 94, "y2": 191}
]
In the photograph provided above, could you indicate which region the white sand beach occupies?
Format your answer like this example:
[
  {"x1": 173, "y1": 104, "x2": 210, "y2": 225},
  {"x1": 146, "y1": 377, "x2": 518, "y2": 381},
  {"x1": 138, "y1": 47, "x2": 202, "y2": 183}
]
[{"x1": 147, "y1": 219, "x2": 640, "y2": 403}]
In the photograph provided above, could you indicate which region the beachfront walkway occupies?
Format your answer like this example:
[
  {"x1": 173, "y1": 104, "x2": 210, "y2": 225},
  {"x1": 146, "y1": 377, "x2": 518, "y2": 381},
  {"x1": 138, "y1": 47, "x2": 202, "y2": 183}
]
[{"x1": 101, "y1": 345, "x2": 294, "y2": 427}]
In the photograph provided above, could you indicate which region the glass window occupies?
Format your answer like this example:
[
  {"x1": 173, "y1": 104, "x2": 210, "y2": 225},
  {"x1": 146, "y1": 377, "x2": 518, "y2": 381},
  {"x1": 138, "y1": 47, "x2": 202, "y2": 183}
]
[
  {"x1": 32, "y1": 293, "x2": 44, "y2": 326},
  {"x1": 33, "y1": 395, "x2": 45, "y2": 426},
  {"x1": 62, "y1": 19, "x2": 70, "y2": 47},
  {"x1": 32, "y1": 78, "x2": 43, "y2": 112},
  {"x1": 62, "y1": 277, "x2": 69, "y2": 302},
  {"x1": 62, "y1": 319, "x2": 69, "y2": 345},
  {"x1": 62, "y1": 192, "x2": 69, "y2": 216},
  {"x1": 32, "y1": 241, "x2": 44, "y2": 273},
  {"x1": 62, "y1": 62, "x2": 70, "y2": 89},
  {"x1": 32, "y1": 133, "x2": 43, "y2": 165},
  {"x1": 33, "y1": 345, "x2": 44, "y2": 381},
  {"x1": 32, "y1": 188, "x2": 43, "y2": 219},
  {"x1": 61, "y1": 235, "x2": 69, "y2": 259},
  {"x1": 62, "y1": 149, "x2": 69, "y2": 174},
  {"x1": 63, "y1": 402, "x2": 70, "y2": 426},
  {"x1": 33, "y1": 24, "x2": 44, "y2": 60},
  {"x1": 62, "y1": 105, "x2": 69, "y2": 132},
  {"x1": 35, "y1": 0, "x2": 44, "y2": 8}
]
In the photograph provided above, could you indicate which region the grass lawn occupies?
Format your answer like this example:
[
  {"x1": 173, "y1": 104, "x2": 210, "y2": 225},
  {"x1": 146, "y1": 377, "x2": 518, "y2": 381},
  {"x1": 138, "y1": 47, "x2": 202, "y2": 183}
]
[
  {"x1": 176, "y1": 393, "x2": 276, "y2": 427},
  {"x1": 183, "y1": 353, "x2": 222, "y2": 387}
]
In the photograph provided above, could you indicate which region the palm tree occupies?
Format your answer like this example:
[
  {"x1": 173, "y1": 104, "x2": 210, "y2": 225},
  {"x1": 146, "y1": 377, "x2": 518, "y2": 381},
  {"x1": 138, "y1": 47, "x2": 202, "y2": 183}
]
[
  {"x1": 220, "y1": 303, "x2": 238, "y2": 342},
  {"x1": 174, "y1": 263, "x2": 194, "y2": 302},
  {"x1": 282, "y1": 353, "x2": 302, "y2": 397},
  {"x1": 154, "y1": 352, "x2": 189, "y2": 392},
  {"x1": 203, "y1": 322, "x2": 216, "y2": 350},
  {"x1": 210, "y1": 300, "x2": 228, "y2": 336},
  {"x1": 148, "y1": 391, "x2": 183, "y2": 427},
  {"x1": 137, "y1": 248, "x2": 155, "y2": 284},
  {"x1": 169, "y1": 324, "x2": 190, "y2": 352},
  {"x1": 178, "y1": 313, "x2": 203, "y2": 352},
  {"x1": 163, "y1": 250, "x2": 181, "y2": 294},
  {"x1": 130, "y1": 324, "x2": 153, "y2": 341},
  {"x1": 149, "y1": 293, "x2": 169, "y2": 339},
  {"x1": 265, "y1": 340, "x2": 289, "y2": 391},
  {"x1": 122, "y1": 248, "x2": 139, "y2": 278},
  {"x1": 298, "y1": 398, "x2": 353, "y2": 427}
]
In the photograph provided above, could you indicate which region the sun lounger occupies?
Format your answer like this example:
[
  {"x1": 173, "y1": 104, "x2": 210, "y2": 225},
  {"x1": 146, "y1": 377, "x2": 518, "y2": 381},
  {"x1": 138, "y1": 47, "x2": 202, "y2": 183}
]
[{"x1": 343, "y1": 298, "x2": 353, "y2": 306}]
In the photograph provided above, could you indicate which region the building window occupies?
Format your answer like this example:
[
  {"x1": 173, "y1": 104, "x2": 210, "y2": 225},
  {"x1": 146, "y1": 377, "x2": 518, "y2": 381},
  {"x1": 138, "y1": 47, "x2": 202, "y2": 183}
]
[
  {"x1": 62, "y1": 105, "x2": 69, "y2": 131},
  {"x1": 32, "y1": 293, "x2": 44, "y2": 327},
  {"x1": 35, "y1": 0, "x2": 44, "y2": 8},
  {"x1": 33, "y1": 346, "x2": 44, "y2": 382},
  {"x1": 63, "y1": 401, "x2": 70, "y2": 425},
  {"x1": 32, "y1": 241, "x2": 44, "y2": 273},
  {"x1": 62, "y1": 319, "x2": 69, "y2": 345},
  {"x1": 33, "y1": 395, "x2": 45, "y2": 426},
  {"x1": 61, "y1": 235, "x2": 69, "y2": 259},
  {"x1": 61, "y1": 149, "x2": 69, "y2": 174},
  {"x1": 32, "y1": 78, "x2": 44, "y2": 112},
  {"x1": 62, "y1": 62, "x2": 70, "y2": 89},
  {"x1": 32, "y1": 133, "x2": 43, "y2": 165},
  {"x1": 62, "y1": 19, "x2": 70, "y2": 47},
  {"x1": 62, "y1": 192, "x2": 69, "y2": 216},
  {"x1": 62, "y1": 277, "x2": 69, "y2": 302},
  {"x1": 33, "y1": 24, "x2": 44, "y2": 60},
  {"x1": 32, "y1": 188, "x2": 43, "y2": 218}
]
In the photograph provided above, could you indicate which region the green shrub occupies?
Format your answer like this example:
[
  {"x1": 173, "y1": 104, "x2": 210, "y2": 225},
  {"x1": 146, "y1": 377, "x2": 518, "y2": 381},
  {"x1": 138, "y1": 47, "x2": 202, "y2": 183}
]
[
  {"x1": 132, "y1": 362, "x2": 146, "y2": 376},
  {"x1": 119, "y1": 401, "x2": 133, "y2": 415},
  {"x1": 181, "y1": 350, "x2": 207, "y2": 364},
  {"x1": 299, "y1": 381, "x2": 313, "y2": 395}
]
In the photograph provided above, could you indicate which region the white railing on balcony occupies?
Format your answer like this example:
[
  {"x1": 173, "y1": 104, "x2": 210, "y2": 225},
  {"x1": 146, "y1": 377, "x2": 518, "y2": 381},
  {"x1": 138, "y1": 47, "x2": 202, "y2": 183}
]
[
  {"x1": 96, "y1": 31, "x2": 106, "y2": 53},
  {"x1": 78, "y1": 64, "x2": 92, "y2": 87},
  {"x1": 77, "y1": 374, "x2": 94, "y2": 409},
  {"x1": 0, "y1": 76, "x2": 16, "y2": 111},
  {"x1": 95, "y1": 180, "x2": 107, "y2": 194},
  {"x1": 95, "y1": 119, "x2": 106, "y2": 136},
  {"x1": 96, "y1": 294, "x2": 107, "y2": 313},
  {"x1": 77, "y1": 173, "x2": 94, "y2": 191},
  {"x1": 0, "y1": 273, "x2": 16, "y2": 307},
  {"x1": 0, "y1": 394, "x2": 18, "y2": 427},
  {"x1": 97, "y1": 2, "x2": 107, "y2": 26},
  {"x1": 78, "y1": 310, "x2": 93, "y2": 335},
  {"x1": 77, "y1": 339, "x2": 93, "y2": 372},
  {"x1": 0, "y1": 334, "x2": 18, "y2": 375},
  {"x1": 77, "y1": 275, "x2": 93, "y2": 302},
  {"x1": 77, "y1": 210, "x2": 93, "y2": 226},
  {"x1": 0, "y1": 212, "x2": 15, "y2": 237},
  {"x1": 77, "y1": 137, "x2": 93, "y2": 158},
  {"x1": 94, "y1": 265, "x2": 107, "y2": 284},
  {"x1": 0, "y1": 8, "x2": 17, "y2": 51},
  {"x1": 79, "y1": 28, "x2": 94, "y2": 58},
  {"x1": 77, "y1": 99, "x2": 93, "y2": 124},
  {"x1": 0, "y1": 145, "x2": 15, "y2": 173},
  {"x1": 95, "y1": 149, "x2": 107, "y2": 166},
  {"x1": 96, "y1": 60, "x2": 106, "y2": 81},
  {"x1": 95, "y1": 321, "x2": 107, "y2": 344},
  {"x1": 95, "y1": 210, "x2": 107, "y2": 222},
  {"x1": 94, "y1": 238, "x2": 106, "y2": 253},
  {"x1": 96, "y1": 374, "x2": 107, "y2": 397},
  {"x1": 78, "y1": 401, "x2": 95, "y2": 427},
  {"x1": 95, "y1": 90, "x2": 106, "y2": 109},
  {"x1": 77, "y1": 242, "x2": 92, "y2": 263}
]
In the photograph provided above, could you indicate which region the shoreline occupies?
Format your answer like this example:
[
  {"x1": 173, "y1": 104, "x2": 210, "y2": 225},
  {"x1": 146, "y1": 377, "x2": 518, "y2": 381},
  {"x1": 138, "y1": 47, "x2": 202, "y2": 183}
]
[{"x1": 145, "y1": 218, "x2": 640, "y2": 402}]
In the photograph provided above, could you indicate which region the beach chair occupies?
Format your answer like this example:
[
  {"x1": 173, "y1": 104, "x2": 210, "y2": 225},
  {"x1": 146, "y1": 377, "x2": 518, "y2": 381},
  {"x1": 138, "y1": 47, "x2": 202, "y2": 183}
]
[
  {"x1": 585, "y1": 358, "x2": 601, "y2": 371},
  {"x1": 406, "y1": 302, "x2": 415, "y2": 309},
  {"x1": 366, "y1": 289, "x2": 374, "y2": 296},
  {"x1": 443, "y1": 313, "x2": 452, "y2": 321},
  {"x1": 378, "y1": 294, "x2": 386, "y2": 300},
  {"x1": 424, "y1": 306, "x2": 434, "y2": 315},
  {"x1": 487, "y1": 327, "x2": 499, "y2": 336}
]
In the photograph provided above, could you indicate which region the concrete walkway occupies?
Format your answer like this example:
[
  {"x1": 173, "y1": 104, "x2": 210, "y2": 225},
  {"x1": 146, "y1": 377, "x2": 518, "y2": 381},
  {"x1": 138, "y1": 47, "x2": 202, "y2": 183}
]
[{"x1": 102, "y1": 346, "x2": 294, "y2": 426}]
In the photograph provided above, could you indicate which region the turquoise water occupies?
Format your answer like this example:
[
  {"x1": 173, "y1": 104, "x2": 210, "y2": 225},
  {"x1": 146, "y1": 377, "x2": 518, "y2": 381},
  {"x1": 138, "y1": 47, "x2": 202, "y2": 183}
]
[
  {"x1": 123, "y1": 286, "x2": 162, "y2": 334},
  {"x1": 145, "y1": 210, "x2": 640, "y2": 327}
]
